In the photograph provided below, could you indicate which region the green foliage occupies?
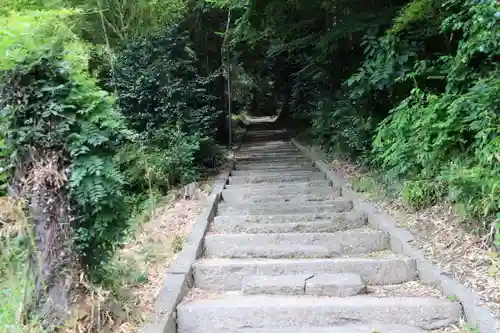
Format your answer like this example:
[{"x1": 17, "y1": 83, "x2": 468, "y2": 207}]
[
  {"x1": 225, "y1": 0, "x2": 499, "y2": 240},
  {"x1": 0, "y1": 9, "x2": 84, "y2": 71},
  {"x1": 402, "y1": 179, "x2": 445, "y2": 209},
  {"x1": 0, "y1": 10, "x2": 129, "y2": 267},
  {"x1": 0, "y1": 139, "x2": 9, "y2": 196},
  {"x1": 389, "y1": 0, "x2": 440, "y2": 35},
  {"x1": 115, "y1": 126, "x2": 201, "y2": 193},
  {"x1": 334, "y1": 0, "x2": 498, "y2": 236},
  {"x1": 312, "y1": 94, "x2": 376, "y2": 158},
  {"x1": 114, "y1": 25, "x2": 221, "y2": 141}
]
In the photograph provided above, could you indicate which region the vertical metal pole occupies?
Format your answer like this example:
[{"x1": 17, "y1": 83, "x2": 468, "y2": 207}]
[
  {"x1": 223, "y1": 10, "x2": 232, "y2": 150},
  {"x1": 227, "y1": 61, "x2": 232, "y2": 150}
]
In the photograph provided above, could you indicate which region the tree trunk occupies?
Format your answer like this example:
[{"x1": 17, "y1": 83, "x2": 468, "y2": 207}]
[{"x1": 12, "y1": 151, "x2": 73, "y2": 330}]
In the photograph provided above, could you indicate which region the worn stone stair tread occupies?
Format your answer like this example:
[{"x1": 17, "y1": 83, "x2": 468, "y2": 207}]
[
  {"x1": 213, "y1": 211, "x2": 366, "y2": 226},
  {"x1": 223, "y1": 185, "x2": 334, "y2": 192},
  {"x1": 212, "y1": 219, "x2": 366, "y2": 233},
  {"x1": 236, "y1": 325, "x2": 426, "y2": 333},
  {"x1": 234, "y1": 162, "x2": 315, "y2": 169},
  {"x1": 217, "y1": 200, "x2": 353, "y2": 215},
  {"x1": 230, "y1": 170, "x2": 319, "y2": 177},
  {"x1": 237, "y1": 149, "x2": 300, "y2": 155},
  {"x1": 204, "y1": 231, "x2": 389, "y2": 258},
  {"x1": 224, "y1": 180, "x2": 333, "y2": 190},
  {"x1": 176, "y1": 295, "x2": 461, "y2": 331},
  {"x1": 305, "y1": 273, "x2": 366, "y2": 296},
  {"x1": 242, "y1": 274, "x2": 311, "y2": 295},
  {"x1": 237, "y1": 143, "x2": 296, "y2": 149},
  {"x1": 205, "y1": 244, "x2": 336, "y2": 259},
  {"x1": 179, "y1": 325, "x2": 425, "y2": 333},
  {"x1": 242, "y1": 273, "x2": 366, "y2": 297},
  {"x1": 236, "y1": 157, "x2": 310, "y2": 163},
  {"x1": 221, "y1": 189, "x2": 341, "y2": 202},
  {"x1": 228, "y1": 173, "x2": 325, "y2": 185},
  {"x1": 228, "y1": 172, "x2": 325, "y2": 183},
  {"x1": 237, "y1": 143, "x2": 295, "y2": 148},
  {"x1": 230, "y1": 167, "x2": 317, "y2": 175},
  {"x1": 193, "y1": 257, "x2": 417, "y2": 290},
  {"x1": 222, "y1": 193, "x2": 341, "y2": 204},
  {"x1": 237, "y1": 152, "x2": 304, "y2": 157}
]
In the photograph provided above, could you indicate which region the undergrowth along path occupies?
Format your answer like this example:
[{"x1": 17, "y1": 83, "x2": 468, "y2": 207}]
[{"x1": 175, "y1": 126, "x2": 475, "y2": 333}]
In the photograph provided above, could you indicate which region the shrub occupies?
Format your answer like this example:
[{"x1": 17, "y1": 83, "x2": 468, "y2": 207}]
[
  {"x1": 113, "y1": 24, "x2": 222, "y2": 144},
  {"x1": 115, "y1": 125, "x2": 202, "y2": 193},
  {"x1": 402, "y1": 179, "x2": 445, "y2": 210},
  {"x1": 0, "y1": 10, "x2": 130, "y2": 275},
  {"x1": 312, "y1": 95, "x2": 376, "y2": 159}
]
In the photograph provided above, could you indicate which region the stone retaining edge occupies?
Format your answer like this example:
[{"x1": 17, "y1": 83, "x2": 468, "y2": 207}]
[
  {"x1": 291, "y1": 138, "x2": 499, "y2": 333},
  {"x1": 139, "y1": 131, "x2": 246, "y2": 333}
]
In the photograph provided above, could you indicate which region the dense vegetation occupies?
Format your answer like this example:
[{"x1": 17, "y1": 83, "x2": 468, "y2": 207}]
[
  {"x1": 0, "y1": 0, "x2": 498, "y2": 331},
  {"x1": 217, "y1": 0, "x2": 499, "y2": 240}
]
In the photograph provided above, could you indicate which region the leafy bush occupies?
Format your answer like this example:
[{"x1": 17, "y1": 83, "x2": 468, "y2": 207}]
[
  {"x1": 312, "y1": 95, "x2": 376, "y2": 159},
  {"x1": 115, "y1": 125, "x2": 202, "y2": 193},
  {"x1": 114, "y1": 24, "x2": 222, "y2": 143},
  {"x1": 330, "y1": 0, "x2": 499, "y2": 236},
  {"x1": 0, "y1": 10, "x2": 129, "y2": 268},
  {"x1": 272, "y1": 0, "x2": 499, "y2": 240},
  {"x1": 402, "y1": 179, "x2": 445, "y2": 210}
]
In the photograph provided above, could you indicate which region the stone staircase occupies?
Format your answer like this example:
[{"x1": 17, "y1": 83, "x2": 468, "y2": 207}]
[{"x1": 176, "y1": 128, "x2": 462, "y2": 333}]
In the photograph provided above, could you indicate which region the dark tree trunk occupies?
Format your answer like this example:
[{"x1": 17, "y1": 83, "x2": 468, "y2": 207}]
[{"x1": 11, "y1": 151, "x2": 73, "y2": 330}]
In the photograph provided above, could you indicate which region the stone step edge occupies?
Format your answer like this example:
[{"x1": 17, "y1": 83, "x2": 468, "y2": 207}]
[
  {"x1": 229, "y1": 170, "x2": 322, "y2": 176},
  {"x1": 217, "y1": 201, "x2": 354, "y2": 215},
  {"x1": 212, "y1": 211, "x2": 366, "y2": 226},
  {"x1": 235, "y1": 325, "x2": 426, "y2": 333},
  {"x1": 203, "y1": 230, "x2": 389, "y2": 259},
  {"x1": 176, "y1": 295, "x2": 461, "y2": 331},
  {"x1": 224, "y1": 180, "x2": 333, "y2": 188},
  {"x1": 220, "y1": 194, "x2": 343, "y2": 204},
  {"x1": 193, "y1": 256, "x2": 418, "y2": 289},
  {"x1": 211, "y1": 219, "x2": 366, "y2": 233},
  {"x1": 242, "y1": 273, "x2": 366, "y2": 297}
]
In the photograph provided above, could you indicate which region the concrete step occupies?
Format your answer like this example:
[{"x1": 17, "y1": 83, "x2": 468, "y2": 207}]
[
  {"x1": 221, "y1": 193, "x2": 341, "y2": 204},
  {"x1": 238, "y1": 141, "x2": 292, "y2": 148},
  {"x1": 205, "y1": 244, "x2": 337, "y2": 259},
  {"x1": 236, "y1": 325, "x2": 426, "y2": 333},
  {"x1": 228, "y1": 172, "x2": 325, "y2": 185},
  {"x1": 234, "y1": 162, "x2": 315, "y2": 170},
  {"x1": 243, "y1": 135, "x2": 290, "y2": 142},
  {"x1": 193, "y1": 256, "x2": 417, "y2": 290},
  {"x1": 237, "y1": 147, "x2": 299, "y2": 154},
  {"x1": 177, "y1": 295, "x2": 460, "y2": 332},
  {"x1": 204, "y1": 230, "x2": 389, "y2": 258},
  {"x1": 221, "y1": 187, "x2": 340, "y2": 202},
  {"x1": 224, "y1": 181, "x2": 332, "y2": 190},
  {"x1": 244, "y1": 129, "x2": 288, "y2": 134},
  {"x1": 244, "y1": 132, "x2": 288, "y2": 139},
  {"x1": 230, "y1": 170, "x2": 316, "y2": 177},
  {"x1": 212, "y1": 219, "x2": 366, "y2": 234},
  {"x1": 217, "y1": 201, "x2": 353, "y2": 216},
  {"x1": 237, "y1": 151, "x2": 302, "y2": 157},
  {"x1": 212, "y1": 211, "x2": 366, "y2": 229},
  {"x1": 237, "y1": 154, "x2": 304, "y2": 161},
  {"x1": 305, "y1": 273, "x2": 366, "y2": 296},
  {"x1": 230, "y1": 167, "x2": 317, "y2": 175},
  {"x1": 236, "y1": 156, "x2": 309, "y2": 163},
  {"x1": 242, "y1": 273, "x2": 366, "y2": 297}
]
